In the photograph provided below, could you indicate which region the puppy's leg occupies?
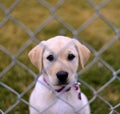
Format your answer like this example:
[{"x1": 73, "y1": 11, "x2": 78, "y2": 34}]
[
  {"x1": 29, "y1": 108, "x2": 38, "y2": 114},
  {"x1": 80, "y1": 93, "x2": 90, "y2": 114},
  {"x1": 29, "y1": 90, "x2": 39, "y2": 114}
]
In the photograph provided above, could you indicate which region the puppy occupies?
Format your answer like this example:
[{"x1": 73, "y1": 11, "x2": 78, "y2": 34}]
[{"x1": 28, "y1": 36, "x2": 90, "y2": 114}]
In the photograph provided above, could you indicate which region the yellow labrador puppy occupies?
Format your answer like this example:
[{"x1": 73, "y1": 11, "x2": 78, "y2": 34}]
[{"x1": 28, "y1": 36, "x2": 90, "y2": 114}]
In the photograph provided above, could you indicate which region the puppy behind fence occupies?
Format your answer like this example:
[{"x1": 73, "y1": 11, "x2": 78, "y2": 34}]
[{"x1": 28, "y1": 36, "x2": 91, "y2": 114}]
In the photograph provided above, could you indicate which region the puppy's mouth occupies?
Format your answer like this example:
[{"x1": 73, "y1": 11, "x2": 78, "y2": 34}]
[{"x1": 54, "y1": 80, "x2": 69, "y2": 86}]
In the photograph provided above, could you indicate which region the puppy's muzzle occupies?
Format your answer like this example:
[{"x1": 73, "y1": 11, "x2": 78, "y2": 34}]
[{"x1": 56, "y1": 71, "x2": 68, "y2": 84}]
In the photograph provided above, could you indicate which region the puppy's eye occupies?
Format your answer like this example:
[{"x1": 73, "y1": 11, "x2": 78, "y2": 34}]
[
  {"x1": 47, "y1": 55, "x2": 54, "y2": 61},
  {"x1": 67, "y1": 54, "x2": 75, "y2": 61}
]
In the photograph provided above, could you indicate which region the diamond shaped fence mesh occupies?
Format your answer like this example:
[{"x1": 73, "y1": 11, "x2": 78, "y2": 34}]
[{"x1": 0, "y1": 0, "x2": 120, "y2": 114}]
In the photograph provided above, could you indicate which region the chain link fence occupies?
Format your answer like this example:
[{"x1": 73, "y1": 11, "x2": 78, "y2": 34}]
[{"x1": 0, "y1": 0, "x2": 120, "y2": 114}]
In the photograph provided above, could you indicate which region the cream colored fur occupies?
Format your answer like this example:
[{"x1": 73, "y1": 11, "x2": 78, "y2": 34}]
[{"x1": 28, "y1": 36, "x2": 90, "y2": 114}]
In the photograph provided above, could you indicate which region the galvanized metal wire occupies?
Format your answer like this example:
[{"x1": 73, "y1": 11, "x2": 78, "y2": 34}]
[{"x1": 0, "y1": 0, "x2": 120, "y2": 114}]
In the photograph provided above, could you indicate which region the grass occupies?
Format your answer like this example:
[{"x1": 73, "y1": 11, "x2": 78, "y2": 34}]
[{"x1": 0, "y1": 0, "x2": 120, "y2": 114}]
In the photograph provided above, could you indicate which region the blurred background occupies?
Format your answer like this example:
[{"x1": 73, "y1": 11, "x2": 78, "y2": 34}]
[{"x1": 0, "y1": 0, "x2": 120, "y2": 114}]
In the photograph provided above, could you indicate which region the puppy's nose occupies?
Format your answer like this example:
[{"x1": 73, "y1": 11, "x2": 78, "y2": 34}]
[{"x1": 56, "y1": 71, "x2": 68, "y2": 82}]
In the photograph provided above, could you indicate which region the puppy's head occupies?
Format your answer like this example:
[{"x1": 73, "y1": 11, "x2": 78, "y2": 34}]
[{"x1": 28, "y1": 36, "x2": 90, "y2": 87}]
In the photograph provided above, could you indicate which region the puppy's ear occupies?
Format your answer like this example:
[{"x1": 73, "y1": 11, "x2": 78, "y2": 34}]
[
  {"x1": 73, "y1": 39, "x2": 90, "y2": 68},
  {"x1": 28, "y1": 42, "x2": 45, "y2": 72}
]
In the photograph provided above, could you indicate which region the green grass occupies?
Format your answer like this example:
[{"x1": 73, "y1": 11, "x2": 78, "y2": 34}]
[{"x1": 0, "y1": 0, "x2": 120, "y2": 114}]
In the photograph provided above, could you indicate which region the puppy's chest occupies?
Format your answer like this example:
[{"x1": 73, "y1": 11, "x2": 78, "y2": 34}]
[
  {"x1": 43, "y1": 93, "x2": 81, "y2": 114},
  {"x1": 49, "y1": 100, "x2": 74, "y2": 114}
]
